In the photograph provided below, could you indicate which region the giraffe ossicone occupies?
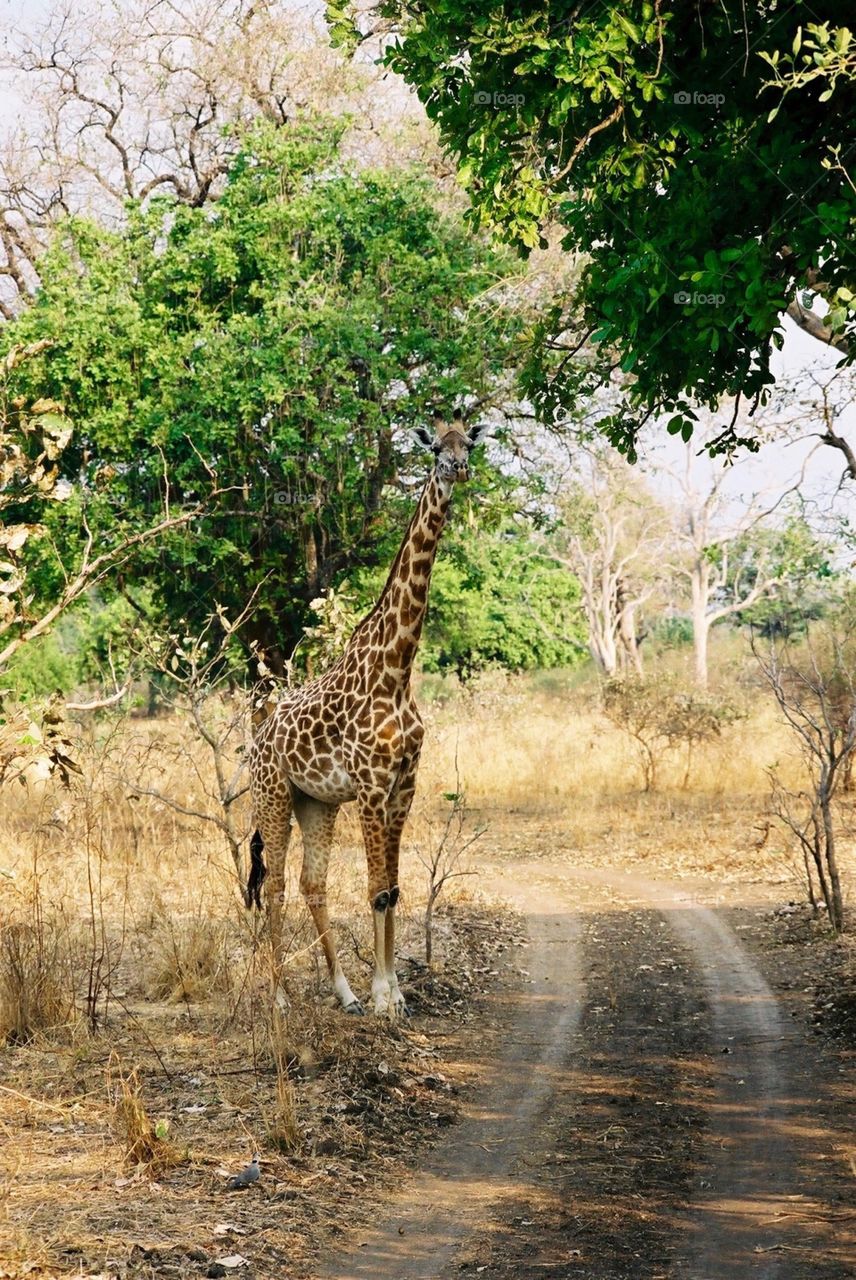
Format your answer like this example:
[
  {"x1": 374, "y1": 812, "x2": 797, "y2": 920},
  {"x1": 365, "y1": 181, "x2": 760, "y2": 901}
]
[{"x1": 248, "y1": 411, "x2": 490, "y2": 1018}]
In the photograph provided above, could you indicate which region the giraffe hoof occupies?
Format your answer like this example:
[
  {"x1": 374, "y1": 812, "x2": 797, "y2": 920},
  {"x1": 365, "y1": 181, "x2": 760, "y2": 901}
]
[{"x1": 344, "y1": 999, "x2": 365, "y2": 1017}]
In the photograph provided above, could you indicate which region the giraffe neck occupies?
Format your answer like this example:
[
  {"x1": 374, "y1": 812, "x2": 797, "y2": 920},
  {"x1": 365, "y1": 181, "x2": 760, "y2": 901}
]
[{"x1": 355, "y1": 468, "x2": 453, "y2": 682}]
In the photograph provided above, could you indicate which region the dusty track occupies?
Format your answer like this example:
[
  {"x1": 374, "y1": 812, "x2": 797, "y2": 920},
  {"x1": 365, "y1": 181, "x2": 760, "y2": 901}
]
[
  {"x1": 318, "y1": 870, "x2": 584, "y2": 1279},
  {"x1": 592, "y1": 869, "x2": 797, "y2": 1280},
  {"x1": 322, "y1": 860, "x2": 850, "y2": 1280}
]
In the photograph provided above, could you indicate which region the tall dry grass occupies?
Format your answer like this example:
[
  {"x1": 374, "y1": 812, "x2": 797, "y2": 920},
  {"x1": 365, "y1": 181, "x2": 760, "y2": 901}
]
[
  {"x1": 419, "y1": 670, "x2": 801, "y2": 807},
  {"x1": 0, "y1": 643, "x2": 842, "y2": 1056}
]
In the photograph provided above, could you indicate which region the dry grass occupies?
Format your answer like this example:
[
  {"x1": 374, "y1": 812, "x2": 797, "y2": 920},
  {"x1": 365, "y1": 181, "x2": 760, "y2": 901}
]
[
  {"x1": 263, "y1": 1006, "x2": 300, "y2": 1153},
  {"x1": 108, "y1": 1055, "x2": 185, "y2": 1174},
  {"x1": 420, "y1": 669, "x2": 801, "y2": 808},
  {"x1": 0, "y1": 635, "x2": 854, "y2": 1276}
]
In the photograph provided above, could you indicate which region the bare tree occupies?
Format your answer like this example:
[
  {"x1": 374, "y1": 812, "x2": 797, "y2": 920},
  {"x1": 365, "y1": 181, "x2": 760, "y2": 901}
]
[
  {"x1": 121, "y1": 603, "x2": 263, "y2": 898},
  {"x1": 752, "y1": 365, "x2": 856, "y2": 494},
  {"x1": 551, "y1": 449, "x2": 668, "y2": 676},
  {"x1": 415, "y1": 759, "x2": 485, "y2": 967},
  {"x1": 757, "y1": 631, "x2": 856, "y2": 933},
  {"x1": 0, "y1": 0, "x2": 430, "y2": 314},
  {"x1": 668, "y1": 442, "x2": 785, "y2": 688}
]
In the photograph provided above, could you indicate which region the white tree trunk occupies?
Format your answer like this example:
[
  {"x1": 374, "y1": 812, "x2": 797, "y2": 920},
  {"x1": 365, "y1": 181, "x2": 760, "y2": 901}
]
[{"x1": 691, "y1": 562, "x2": 711, "y2": 689}]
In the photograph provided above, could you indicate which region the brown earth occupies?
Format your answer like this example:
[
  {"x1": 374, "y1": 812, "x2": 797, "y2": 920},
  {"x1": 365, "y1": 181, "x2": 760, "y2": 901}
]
[
  {"x1": 2, "y1": 808, "x2": 854, "y2": 1280},
  {"x1": 319, "y1": 815, "x2": 856, "y2": 1280}
]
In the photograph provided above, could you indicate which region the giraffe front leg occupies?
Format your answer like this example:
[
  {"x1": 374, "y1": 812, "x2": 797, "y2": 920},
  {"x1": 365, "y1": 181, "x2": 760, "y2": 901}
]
[
  {"x1": 383, "y1": 754, "x2": 419, "y2": 1019},
  {"x1": 383, "y1": 886, "x2": 407, "y2": 1018},
  {"x1": 357, "y1": 791, "x2": 396, "y2": 1017}
]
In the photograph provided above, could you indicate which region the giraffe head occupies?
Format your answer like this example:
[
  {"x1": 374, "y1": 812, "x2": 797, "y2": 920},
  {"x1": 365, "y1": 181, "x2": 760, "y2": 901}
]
[{"x1": 411, "y1": 410, "x2": 491, "y2": 484}]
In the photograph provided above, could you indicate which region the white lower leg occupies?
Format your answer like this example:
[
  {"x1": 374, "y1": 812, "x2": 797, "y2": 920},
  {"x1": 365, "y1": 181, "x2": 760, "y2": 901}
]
[
  {"x1": 371, "y1": 908, "x2": 391, "y2": 1013},
  {"x1": 384, "y1": 907, "x2": 406, "y2": 1013},
  {"x1": 305, "y1": 892, "x2": 362, "y2": 1013},
  {"x1": 331, "y1": 964, "x2": 360, "y2": 1010}
]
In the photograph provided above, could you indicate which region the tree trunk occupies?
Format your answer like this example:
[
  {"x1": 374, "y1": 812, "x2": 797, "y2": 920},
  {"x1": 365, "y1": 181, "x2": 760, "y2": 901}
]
[
  {"x1": 821, "y1": 791, "x2": 845, "y2": 932},
  {"x1": 691, "y1": 564, "x2": 710, "y2": 689},
  {"x1": 589, "y1": 631, "x2": 618, "y2": 676}
]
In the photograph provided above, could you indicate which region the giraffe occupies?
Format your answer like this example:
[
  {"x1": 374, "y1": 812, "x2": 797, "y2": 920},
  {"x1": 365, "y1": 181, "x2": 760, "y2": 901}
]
[{"x1": 247, "y1": 410, "x2": 490, "y2": 1017}]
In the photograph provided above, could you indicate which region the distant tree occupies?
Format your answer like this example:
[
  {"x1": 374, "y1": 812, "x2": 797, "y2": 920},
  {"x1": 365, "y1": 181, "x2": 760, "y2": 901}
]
[
  {"x1": 666, "y1": 443, "x2": 830, "y2": 687},
  {"x1": 551, "y1": 451, "x2": 668, "y2": 676},
  {"x1": 732, "y1": 519, "x2": 834, "y2": 638},
  {"x1": 343, "y1": 523, "x2": 587, "y2": 679},
  {"x1": 333, "y1": 2, "x2": 856, "y2": 456},
  {"x1": 421, "y1": 528, "x2": 586, "y2": 677},
  {"x1": 0, "y1": 0, "x2": 428, "y2": 315}
]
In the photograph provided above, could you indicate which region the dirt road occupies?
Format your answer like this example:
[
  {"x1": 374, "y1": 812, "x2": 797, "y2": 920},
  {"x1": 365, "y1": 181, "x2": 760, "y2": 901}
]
[{"x1": 321, "y1": 859, "x2": 854, "y2": 1280}]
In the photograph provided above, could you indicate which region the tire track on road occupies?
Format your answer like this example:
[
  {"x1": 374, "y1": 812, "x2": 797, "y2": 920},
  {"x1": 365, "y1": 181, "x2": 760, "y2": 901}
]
[
  {"x1": 317, "y1": 869, "x2": 584, "y2": 1280},
  {"x1": 576, "y1": 867, "x2": 800, "y2": 1280},
  {"x1": 322, "y1": 861, "x2": 811, "y2": 1280}
]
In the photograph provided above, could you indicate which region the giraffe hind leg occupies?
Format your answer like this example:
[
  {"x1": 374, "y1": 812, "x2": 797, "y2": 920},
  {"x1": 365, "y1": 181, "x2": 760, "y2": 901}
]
[
  {"x1": 293, "y1": 787, "x2": 362, "y2": 1015},
  {"x1": 253, "y1": 782, "x2": 294, "y2": 988}
]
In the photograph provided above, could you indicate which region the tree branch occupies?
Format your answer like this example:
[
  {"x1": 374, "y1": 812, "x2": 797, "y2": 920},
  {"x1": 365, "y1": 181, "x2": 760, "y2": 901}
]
[{"x1": 786, "y1": 298, "x2": 850, "y2": 354}]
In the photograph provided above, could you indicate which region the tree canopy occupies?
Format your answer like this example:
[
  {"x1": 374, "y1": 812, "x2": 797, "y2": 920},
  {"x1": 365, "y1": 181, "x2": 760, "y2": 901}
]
[
  {"x1": 1, "y1": 121, "x2": 528, "y2": 671},
  {"x1": 331, "y1": 2, "x2": 856, "y2": 456}
]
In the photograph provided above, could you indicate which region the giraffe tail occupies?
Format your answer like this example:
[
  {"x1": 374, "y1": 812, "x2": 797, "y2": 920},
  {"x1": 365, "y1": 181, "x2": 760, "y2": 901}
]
[{"x1": 246, "y1": 828, "x2": 267, "y2": 910}]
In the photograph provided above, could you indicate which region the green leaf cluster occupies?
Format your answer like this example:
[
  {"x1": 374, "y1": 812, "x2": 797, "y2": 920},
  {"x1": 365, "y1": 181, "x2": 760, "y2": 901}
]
[
  {"x1": 364, "y1": 1, "x2": 856, "y2": 455},
  {"x1": 352, "y1": 523, "x2": 587, "y2": 677},
  {"x1": 1, "y1": 120, "x2": 526, "y2": 666}
]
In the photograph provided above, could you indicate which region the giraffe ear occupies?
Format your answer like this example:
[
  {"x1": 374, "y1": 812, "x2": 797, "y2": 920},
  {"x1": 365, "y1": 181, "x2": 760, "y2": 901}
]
[
  {"x1": 465, "y1": 421, "x2": 491, "y2": 450},
  {"x1": 411, "y1": 425, "x2": 439, "y2": 451}
]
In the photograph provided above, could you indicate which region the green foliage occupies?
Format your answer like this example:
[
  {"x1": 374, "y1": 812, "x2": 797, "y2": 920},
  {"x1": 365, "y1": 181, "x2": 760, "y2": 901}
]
[
  {"x1": 356, "y1": 1, "x2": 856, "y2": 456},
  {"x1": 651, "y1": 614, "x2": 694, "y2": 650},
  {"x1": 726, "y1": 515, "x2": 834, "y2": 636},
  {"x1": 347, "y1": 524, "x2": 587, "y2": 678},
  {"x1": 1, "y1": 631, "x2": 76, "y2": 702},
  {"x1": 1, "y1": 120, "x2": 526, "y2": 667},
  {"x1": 1, "y1": 593, "x2": 145, "y2": 701}
]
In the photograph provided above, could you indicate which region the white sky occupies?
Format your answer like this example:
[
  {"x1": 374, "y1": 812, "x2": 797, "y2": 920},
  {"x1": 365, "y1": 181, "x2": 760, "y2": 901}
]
[{"x1": 1, "y1": 0, "x2": 853, "y2": 528}]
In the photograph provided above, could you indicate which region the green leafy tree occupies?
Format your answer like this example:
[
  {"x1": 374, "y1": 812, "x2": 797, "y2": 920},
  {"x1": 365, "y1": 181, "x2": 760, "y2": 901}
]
[
  {"x1": 333, "y1": 3, "x2": 856, "y2": 455},
  {"x1": 350, "y1": 524, "x2": 587, "y2": 678},
  {"x1": 2, "y1": 121, "x2": 527, "y2": 670},
  {"x1": 728, "y1": 516, "x2": 835, "y2": 637}
]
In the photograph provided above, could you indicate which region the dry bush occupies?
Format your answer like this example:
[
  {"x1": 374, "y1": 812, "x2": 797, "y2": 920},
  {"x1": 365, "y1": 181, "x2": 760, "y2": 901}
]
[
  {"x1": 601, "y1": 675, "x2": 745, "y2": 791},
  {"x1": 107, "y1": 1056, "x2": 184, "y2": 1174},
  {"x1": 144, "y1": 911, "x2": 234, "y2": 1003},
  {"x1": 0, "y1": 869, "x2": 76, "y2": 1044},
  {"x1": 0, "y1": 919, "x2": 73, "y2": 1045}
]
